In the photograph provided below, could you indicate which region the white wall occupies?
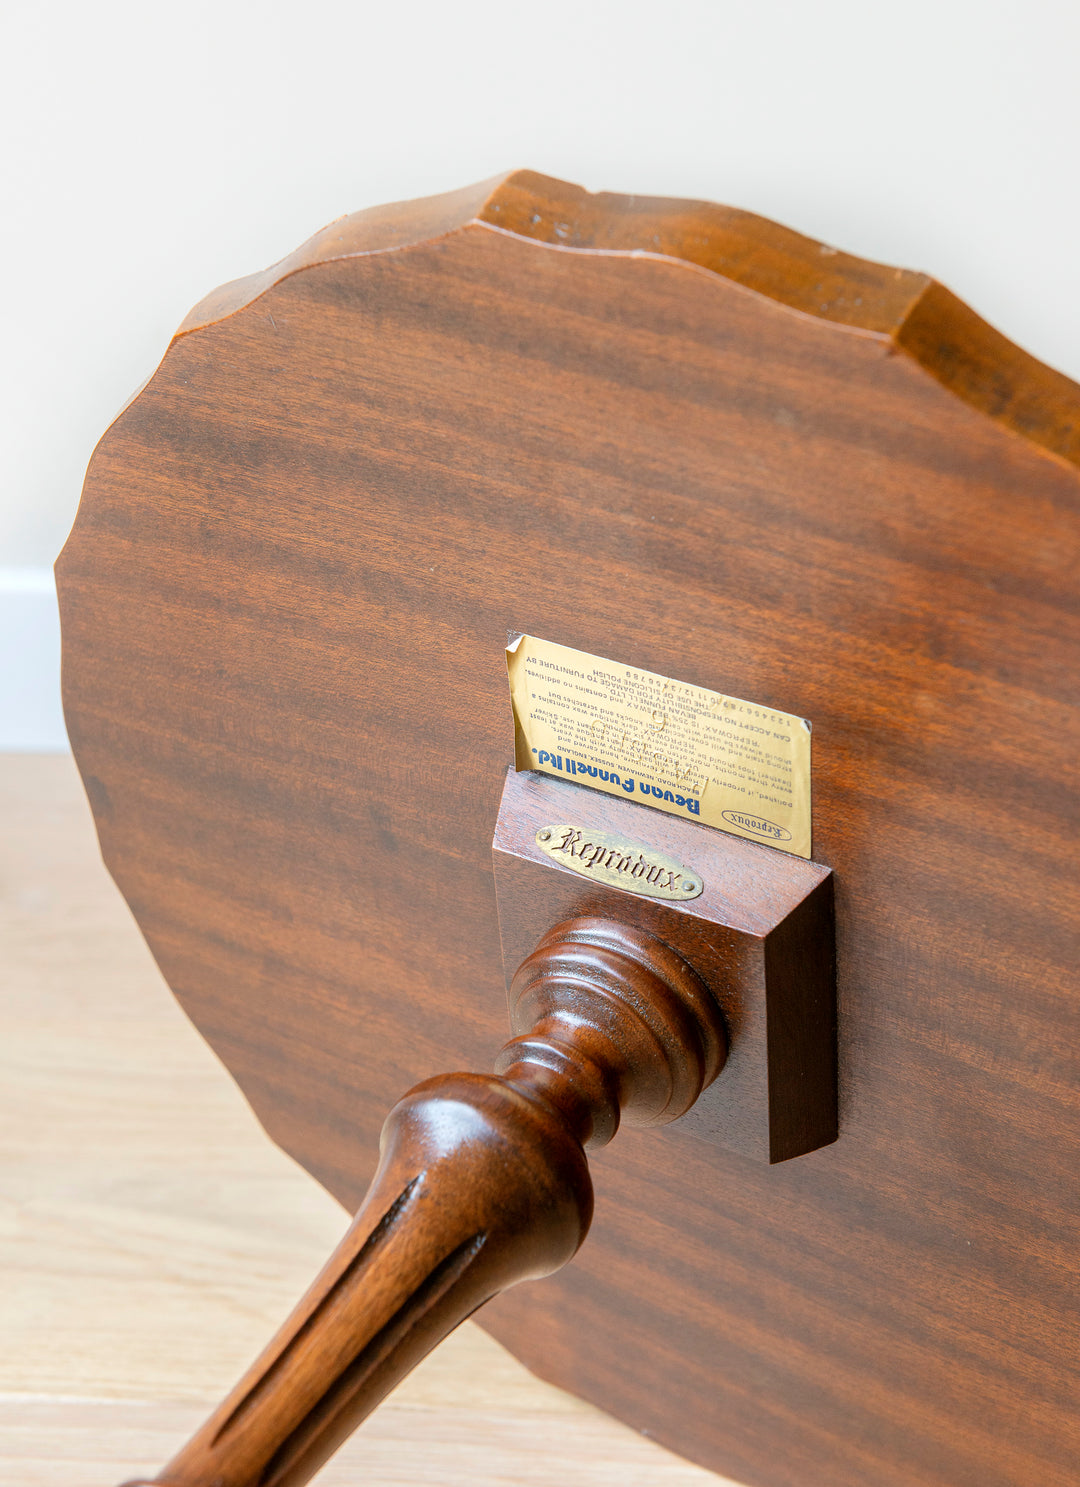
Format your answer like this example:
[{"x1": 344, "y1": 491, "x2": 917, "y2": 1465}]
[{"x1": 3, "y1": 0, "x2": 1078, "y2": 746}]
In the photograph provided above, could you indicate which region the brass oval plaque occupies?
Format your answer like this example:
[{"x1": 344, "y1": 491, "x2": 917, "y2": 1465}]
[{"x1": 535, "y1": 824, "x2": 703, "y2": 901}]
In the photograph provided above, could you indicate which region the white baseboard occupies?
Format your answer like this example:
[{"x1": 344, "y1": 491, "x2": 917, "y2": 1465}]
[{"x1": 0, "y1": 568, "x2": 69, "y2": 752}]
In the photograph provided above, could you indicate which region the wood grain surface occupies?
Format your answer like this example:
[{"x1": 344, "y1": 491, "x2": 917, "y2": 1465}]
[
  {"x1": 0, "y1": 753, "x2": 727, "y2": 1487},
  {"x1": 492, "y1": 768, "x2": 835, "y2": 1163},
  {"x1": 56, "y1": 173, "x2": 1080, "y2": 1487}
]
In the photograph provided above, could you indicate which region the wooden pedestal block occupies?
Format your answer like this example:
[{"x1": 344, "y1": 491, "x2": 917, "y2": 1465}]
[{"x1": 493, "y1": 767, "x2": 835, "y2": 1163}]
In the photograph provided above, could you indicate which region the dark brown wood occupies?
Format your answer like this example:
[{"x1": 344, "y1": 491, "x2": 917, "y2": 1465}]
[
  {"x1": 57, "y1": 171, "x2": 1080, "y2": 1487},
  {"x1": 121, "y1": 916, "x2": 725, "y2": 1487},
  {"x1": 492, "y1": 767, "x2": 835, "y2": 1163},
  {"x1": 175, "y1": 169, "x2": 1080, "y2": 470}
]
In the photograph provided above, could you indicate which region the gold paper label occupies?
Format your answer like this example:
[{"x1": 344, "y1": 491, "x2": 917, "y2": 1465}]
[
  {"x1": 507, "y1": 634, "x2": 811, "y2": 858},
  {"x1": 535, "y1": 824, "x2": 704, "y2": 900}
]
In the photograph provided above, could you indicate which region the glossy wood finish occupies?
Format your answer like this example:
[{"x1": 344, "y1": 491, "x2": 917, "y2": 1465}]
[
  {"x1": 58, "y1": 172, "x2": 1080, "y2": 1487},
  {"x1": 493, "y1": 768, "x2": 835, "y2": 1163},
  {"x1": 123, "y1": 918, "x2": 725, "y2": 1487},
  {"x1": 177, "y1": 169, "x2": 1080, "y2": 468}
]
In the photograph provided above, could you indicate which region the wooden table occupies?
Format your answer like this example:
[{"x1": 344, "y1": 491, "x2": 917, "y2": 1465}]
[{"x1": 0, "y1": 753, "x2": 729, "y2": 1486}]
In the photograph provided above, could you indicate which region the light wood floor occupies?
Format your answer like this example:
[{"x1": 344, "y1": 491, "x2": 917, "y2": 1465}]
[{"x1": 1, "y1": 753, "x2": 730, "y2": 1486}]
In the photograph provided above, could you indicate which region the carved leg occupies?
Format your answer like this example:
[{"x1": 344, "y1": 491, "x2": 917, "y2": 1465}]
[{"x1": 124, "y1": 917, "x2": 726, "y2": 1487}]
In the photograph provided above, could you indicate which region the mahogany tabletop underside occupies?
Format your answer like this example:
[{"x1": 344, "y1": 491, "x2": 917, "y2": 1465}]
[{"x1": 58, "y1": 174, "x2": 1080, "y2": 1487}]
